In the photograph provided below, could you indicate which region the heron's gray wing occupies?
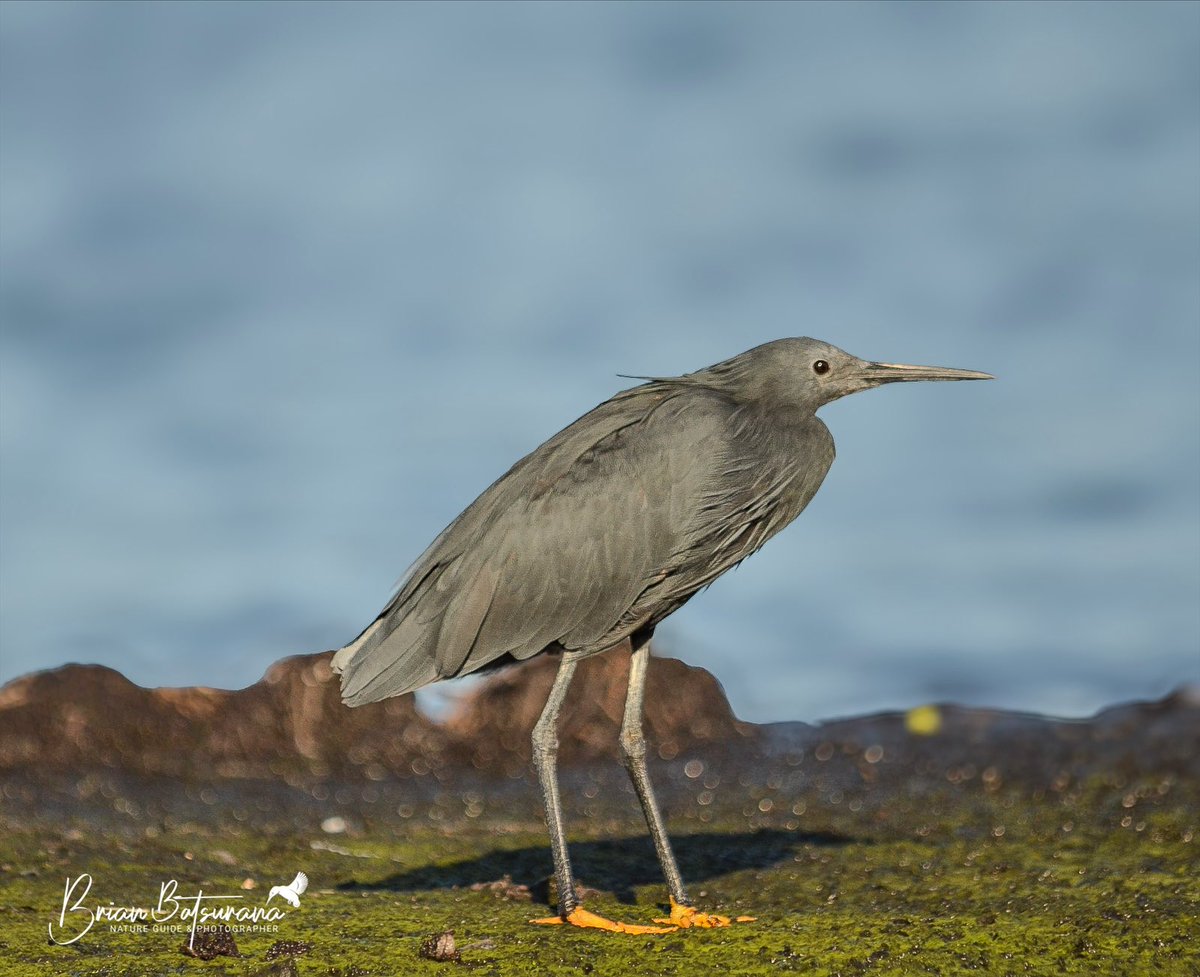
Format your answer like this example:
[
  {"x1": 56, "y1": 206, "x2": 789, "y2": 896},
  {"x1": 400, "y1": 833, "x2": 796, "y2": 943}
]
[{"x1": 335, "y1": 384, "x2": 725, "y2": 706}]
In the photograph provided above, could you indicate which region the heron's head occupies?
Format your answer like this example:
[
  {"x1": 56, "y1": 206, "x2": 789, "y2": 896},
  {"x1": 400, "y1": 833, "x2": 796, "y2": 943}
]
[{"x1": 705, "y1": 338, "x2": 992, "y2": 412}]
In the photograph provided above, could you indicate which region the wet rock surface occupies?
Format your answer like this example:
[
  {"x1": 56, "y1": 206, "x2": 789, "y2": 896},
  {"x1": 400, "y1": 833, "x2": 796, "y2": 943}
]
[{"x1": 1, "y1": 652, "x2": 1197, "y2": 850}]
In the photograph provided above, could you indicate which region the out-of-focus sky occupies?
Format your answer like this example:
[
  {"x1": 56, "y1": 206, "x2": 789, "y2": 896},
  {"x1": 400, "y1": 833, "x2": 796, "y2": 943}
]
[{"x1": 1, "y1": 0, "x2": 1197, "y2": 723}]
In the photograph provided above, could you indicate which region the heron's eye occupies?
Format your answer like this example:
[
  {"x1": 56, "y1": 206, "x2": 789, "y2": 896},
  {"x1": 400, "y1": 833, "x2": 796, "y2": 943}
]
[{"x1": 813, "y1": 360, "x2": 830, "y2": 375}]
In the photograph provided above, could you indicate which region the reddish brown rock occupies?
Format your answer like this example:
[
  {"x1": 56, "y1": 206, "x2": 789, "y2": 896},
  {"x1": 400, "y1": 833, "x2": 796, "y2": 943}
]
[
  {"x1": 0, "y1": 652, "x2": 446, "y2": 781},
  {"x1": 446, "y1": 649, "x2": 759, "y2": 775},
  {"x1": 0, "y1": 647, "x2": 755, "y2": 782},
  {"x1": 0, "y1": 664, "x2": 201, "y2": 775}
]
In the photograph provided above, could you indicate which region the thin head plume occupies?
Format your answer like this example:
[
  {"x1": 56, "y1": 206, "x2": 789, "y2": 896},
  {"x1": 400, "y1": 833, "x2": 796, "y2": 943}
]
[{"x1": 616, "y1": 372, "x2": 707, "y2": 386}]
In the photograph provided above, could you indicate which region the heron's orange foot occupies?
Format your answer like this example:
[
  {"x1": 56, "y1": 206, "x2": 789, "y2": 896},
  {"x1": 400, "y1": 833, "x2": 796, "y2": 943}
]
[
  {"x1": 652, "y1": 897, "x2": 757, "y2": 929},
  {"x1": 530, "y1": 906, "x2": 678, "y2": 934}
]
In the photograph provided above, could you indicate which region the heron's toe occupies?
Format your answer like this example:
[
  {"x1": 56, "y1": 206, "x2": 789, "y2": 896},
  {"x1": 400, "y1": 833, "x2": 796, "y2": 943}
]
[
  {"x1": 652, "y1": 897, "x2": 756, "y2": 929},
  {"x1": 530, "y1": 907, "x2": 677, "y2": 934}
]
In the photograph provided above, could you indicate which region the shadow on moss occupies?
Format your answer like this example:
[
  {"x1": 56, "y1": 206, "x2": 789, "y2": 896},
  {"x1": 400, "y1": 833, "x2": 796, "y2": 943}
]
[{"x1": 339, "y1": 828, "x2": 854, "y2": 905}]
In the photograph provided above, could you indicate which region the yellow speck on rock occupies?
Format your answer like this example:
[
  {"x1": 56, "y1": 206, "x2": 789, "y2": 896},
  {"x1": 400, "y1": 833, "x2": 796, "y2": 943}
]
[{"x1": 905, "y1": 704, "x2": 942, "y2": 736}]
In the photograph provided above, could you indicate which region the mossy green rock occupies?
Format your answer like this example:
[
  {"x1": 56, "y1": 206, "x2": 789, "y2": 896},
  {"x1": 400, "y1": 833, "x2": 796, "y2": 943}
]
[{"x1": 3, "y1": 769, "x2": 1197, "y2": 974}]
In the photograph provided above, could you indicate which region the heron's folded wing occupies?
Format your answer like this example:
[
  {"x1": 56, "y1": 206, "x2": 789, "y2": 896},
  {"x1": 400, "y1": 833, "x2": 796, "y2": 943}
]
[
  {"x1": 338, "y1": 385, "x2": 726, "y2": 706},
  {"x1": 446, "y1": 391, "x2": 728, "y2": 663}
]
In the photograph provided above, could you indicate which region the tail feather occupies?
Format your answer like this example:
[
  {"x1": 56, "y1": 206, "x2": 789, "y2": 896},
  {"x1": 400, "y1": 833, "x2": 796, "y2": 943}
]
[
  {"x1": 335, "y1": 615, "x2": 440, "y2": 707},
  {"x1": 334, "y1": 557, "x2": 510, "y2": 707},
  {"x1": 329, "y1": 618, "x2": 381, "y2": 677}
]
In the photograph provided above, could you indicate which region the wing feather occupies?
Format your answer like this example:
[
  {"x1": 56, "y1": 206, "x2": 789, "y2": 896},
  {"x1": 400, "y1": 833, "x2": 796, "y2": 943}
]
[{"x1": 434, "y1": 560, "x2": 501, "y2": 676}]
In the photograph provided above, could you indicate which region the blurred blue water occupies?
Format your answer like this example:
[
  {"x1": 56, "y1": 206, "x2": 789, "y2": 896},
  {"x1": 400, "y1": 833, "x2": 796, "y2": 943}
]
[{"x1": 1, "y1": 1, "x2": 1197, "y2": 723}]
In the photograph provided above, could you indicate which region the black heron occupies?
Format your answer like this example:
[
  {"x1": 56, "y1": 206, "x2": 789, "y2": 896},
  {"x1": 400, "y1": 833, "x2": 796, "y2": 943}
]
[{"x1": 332, "y1": 337, "x2": 991, "y2": 933}]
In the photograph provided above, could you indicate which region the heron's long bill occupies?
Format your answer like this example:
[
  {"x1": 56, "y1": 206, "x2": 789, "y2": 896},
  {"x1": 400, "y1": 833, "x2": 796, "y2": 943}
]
[{"x1": 865, "y1": 362, "x2": 994, "y2": 383}]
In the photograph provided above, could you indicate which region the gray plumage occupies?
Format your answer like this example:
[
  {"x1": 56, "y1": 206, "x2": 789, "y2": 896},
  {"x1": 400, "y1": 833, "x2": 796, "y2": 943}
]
[
  {"x1": 332, "y1": 337, "x2": 989, "y2": 707},
  {"x1": 332, "y1": 335, "x2": 990, "y2": 927}
]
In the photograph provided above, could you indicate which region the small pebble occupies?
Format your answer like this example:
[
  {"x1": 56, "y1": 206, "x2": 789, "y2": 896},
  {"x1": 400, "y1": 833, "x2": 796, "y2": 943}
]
[
  {"x1": 468, "y1": 875, "x2": 531, "y2": 901},
  {"x1": 180, "y1": 924, "x2": 239, "y2": 960},
  {"x1": 419, "y1": 930, "x2": 461, "y2": 963},
  {"x1": 266, "y1": 938, "x2": 312, "y2": 960}
]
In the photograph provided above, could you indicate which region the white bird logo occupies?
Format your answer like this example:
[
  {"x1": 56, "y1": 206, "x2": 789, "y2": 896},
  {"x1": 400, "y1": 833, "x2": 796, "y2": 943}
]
[{"x1": 267, "y1": 871, "x2": 308, "y2": 908}]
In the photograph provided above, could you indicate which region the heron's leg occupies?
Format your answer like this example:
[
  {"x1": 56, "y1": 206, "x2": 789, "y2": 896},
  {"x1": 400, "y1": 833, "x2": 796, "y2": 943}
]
[
  {"x1": 529, "y1": 652, "x2": 677, "y2": 935},
  {"x1": 531, "y1": 653, "x2": 579, "y2": 917},
  {"x1": 621, "y1": 638, "x2": 756, "y2": 929},
  {"x1": 619, "y1": 636, "x2": 690, "y2": 906}
]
